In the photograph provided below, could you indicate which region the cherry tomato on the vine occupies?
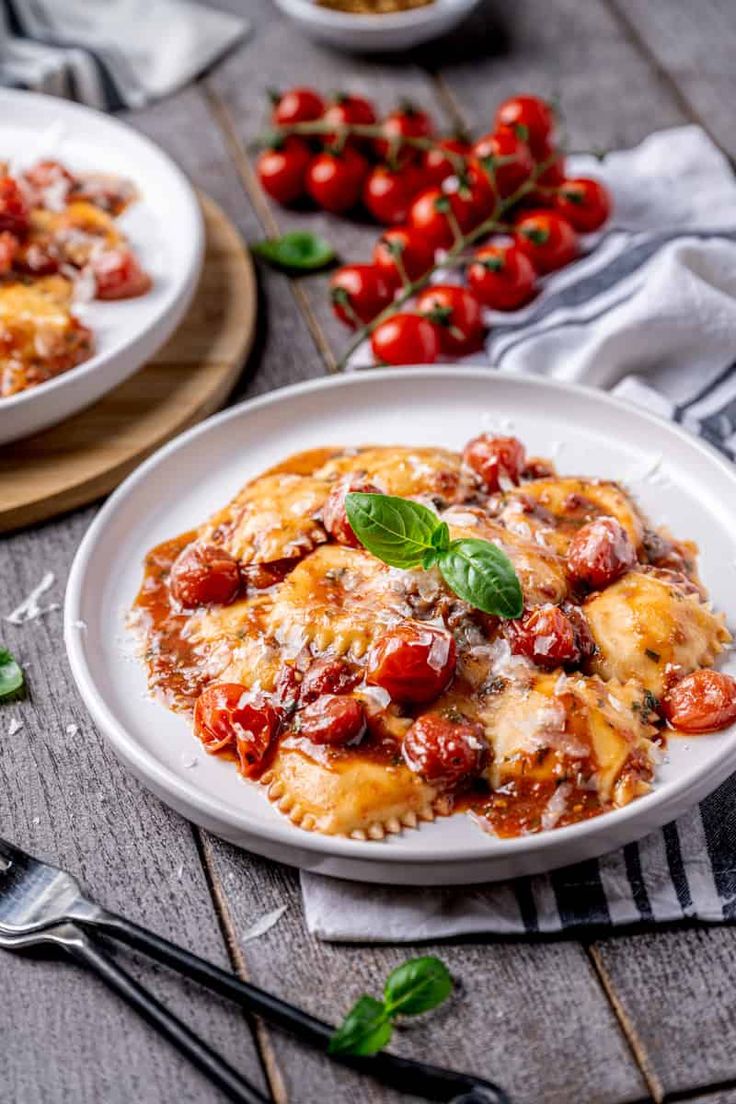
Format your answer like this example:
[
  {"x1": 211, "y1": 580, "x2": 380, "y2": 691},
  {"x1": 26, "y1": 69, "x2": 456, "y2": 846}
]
[
  {"x1": 256, "y1": 137, "x2": 311, "y2": 205},
  {"x1": 323, "y1": 93, "x2": 377, "y2": 148},
  {"x1": 515, "y1": 209, "x2": 579, "y2": 273},
  {"x1": 322, "y1": 475, "x2": 382, "y2": 547},
  {"x1": 462, "y1": 434, "x2": 526, "y2": 491},
  {"x1": 373, "y1": 103, "x2": 434, "y2": 161},
  {"x1": 472, "y1": 129, "x2": 534, "y2": 198},
  {"x1": 170, "y1": 543, "x2": 242, "y2": 608},
  {"x1": 421, "y1": 137, "x2": 471, "y2": 186},
  {"x1": 367, "y1": 621, "x2": 456, "y2": 703},
  {"x1": 416, "y1": 284, "x2": 485, "y2": 357},
  {"x1": 554, "y1": 177, "x2": 612, "y2": 233},
  {"x1": 403, "y1": 713, "x2": 486, "y2": 789},
  {"x1": 330, "y1": 264, "x2": 393, "y2": 328},
  {"x1": 494, "y1": 94, "x2": 556, "y2": 159},
  {"x1": 663, "y1": 669, "x2": 736, "y2": 734},
  {"x1": 271, "y1": 86, "x2": 324, "y2": 126},
  {"x1": 371, "y1": 313, "x2": 441, "y2": 366},
  {"x1": 409, "y1": 186, "x2": 475, "y2": 249},
  {"x1": 567, "y1": 517, "x2": 636, "y2": 590},
  {"x1": 467, "y1": 243, "x2": 537, "y2": 311},
  {"x1": 306, "y1": 147, "x2": 368, "y2": 213},
  {"x1": 362, "y1": 164, "x2": 420, "y2": 226},
  {"x1": 373, "y1": 225, "x2": 436, "y2": 286}
]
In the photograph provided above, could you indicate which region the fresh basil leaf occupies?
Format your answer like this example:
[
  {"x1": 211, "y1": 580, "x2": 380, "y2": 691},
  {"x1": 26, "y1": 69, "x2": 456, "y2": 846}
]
[
  {"x1": 384, "y1": 956, "x2": 453, "y2": 1017},
  {"x1": 438, "y1": 538, "x2": 523, "y2": 618},
  {"x1": 0, "y1": 647, "x2": 23, "y2": 699},
  {"x1": 431, "y1": 521, "x2": 450, "y2": 553},
  {"x1": 328, "y1": 995, "x2": 393, "y2": 1056},
  {"x1": 252, "y1": 231, "x2": 336, "y2": 272},
  {"x1": 345, "y1": 493, "x2": 440, "y2": 569}
]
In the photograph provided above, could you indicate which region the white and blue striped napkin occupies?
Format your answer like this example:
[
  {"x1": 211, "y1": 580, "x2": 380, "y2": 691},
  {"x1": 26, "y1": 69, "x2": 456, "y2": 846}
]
[
  {"x1": 0, "y1": 0, "x2": 247, "y2": 110},
  {"x1": 304, "y1": 125, "x2": 736, "y2": 941}
]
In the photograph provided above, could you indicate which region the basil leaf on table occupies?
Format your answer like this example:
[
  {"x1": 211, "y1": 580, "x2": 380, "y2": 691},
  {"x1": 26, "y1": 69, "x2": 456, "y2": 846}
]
[
  {"x1": 251, "y1": 231, "x2": 336, "y2": 272},
  {"x1": 0, "y1": 647, "x2": 23, "y2": 699},
  {"x1": 439, "y1": 538, "x2": 523, "y2": 618},
  {"x1": 345, "y1": 493, "x2": 440, "y2": 569},
  {"x1": 328, "y1": 994, "x2": 392, "y2": 1056},
  {"x1": 384, "y1": 955, "x2": 453, "y2": 1017}
]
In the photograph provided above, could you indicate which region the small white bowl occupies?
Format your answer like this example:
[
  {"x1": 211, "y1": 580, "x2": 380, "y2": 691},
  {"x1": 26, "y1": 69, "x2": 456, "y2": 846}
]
[{"x1": 272, "y1": 0, "x2": 481, "y2": 52}]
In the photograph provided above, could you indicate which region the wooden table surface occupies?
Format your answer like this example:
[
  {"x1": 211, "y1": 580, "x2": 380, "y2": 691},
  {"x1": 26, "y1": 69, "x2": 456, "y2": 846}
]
[{"x1": 3, "y1": 2, "x2": 736, "y2": 1102}]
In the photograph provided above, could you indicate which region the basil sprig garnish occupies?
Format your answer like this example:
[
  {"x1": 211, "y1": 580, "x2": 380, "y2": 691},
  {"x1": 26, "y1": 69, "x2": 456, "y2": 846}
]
[
  {"x1": 0, "y1": 647, "x2": 23, "y2": 699},
  {"x1": 252, "y1": 230, "x2": 336, "y2": 272},
  {"x1": 329, "y1": 956, "x2": 453, "y2": 1057},
  {"x1": 345, "y1": 492, "x2": 523, "y2": 618}
]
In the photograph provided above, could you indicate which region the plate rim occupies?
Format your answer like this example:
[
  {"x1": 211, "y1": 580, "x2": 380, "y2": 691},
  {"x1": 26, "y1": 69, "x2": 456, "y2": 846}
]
[
  {"x1": 0, "y1": 88, "x2": 204, "y2": 415},
  {"x1": 64, "y1": 366, "x2": 736, "y2": 867}
]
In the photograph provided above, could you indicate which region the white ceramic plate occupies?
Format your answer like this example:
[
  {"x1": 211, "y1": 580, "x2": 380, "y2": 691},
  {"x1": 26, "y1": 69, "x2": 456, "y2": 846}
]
[
  {"x1": 0, "y1": 90, "x2": 204, "y2": 444},
  {"x1": 272, "y1": 0, "x2": 481, "y2": 52},
  {"x1": 65, "y1": 369, "x2": 736, "y2": 885}
]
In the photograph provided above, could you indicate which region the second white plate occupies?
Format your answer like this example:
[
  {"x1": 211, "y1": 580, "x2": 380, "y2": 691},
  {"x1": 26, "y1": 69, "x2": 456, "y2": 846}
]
[{"x1": 65, "y1": 369, "x2": 736, "y2": 884}]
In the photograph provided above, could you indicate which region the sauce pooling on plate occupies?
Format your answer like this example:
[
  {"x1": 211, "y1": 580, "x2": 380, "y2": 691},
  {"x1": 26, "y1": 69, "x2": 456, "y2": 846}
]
[{"x1": 130, "y1": 437, "x2": 736, "y2": 841}]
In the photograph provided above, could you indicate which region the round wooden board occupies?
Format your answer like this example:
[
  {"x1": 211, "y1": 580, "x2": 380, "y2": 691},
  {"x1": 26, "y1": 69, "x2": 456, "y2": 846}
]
[{"x1": 0, "y1": 193, "x2": 256, "y2": 532}]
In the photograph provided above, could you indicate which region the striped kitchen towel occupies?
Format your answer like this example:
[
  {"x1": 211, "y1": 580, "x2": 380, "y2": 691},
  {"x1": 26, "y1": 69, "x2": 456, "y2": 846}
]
[
  {"x1": 0, "y1": 0, "x2": 247, "y2": 110},
  {"x1": 304, "y1": 125, "x2": 736, "y2": 940}
]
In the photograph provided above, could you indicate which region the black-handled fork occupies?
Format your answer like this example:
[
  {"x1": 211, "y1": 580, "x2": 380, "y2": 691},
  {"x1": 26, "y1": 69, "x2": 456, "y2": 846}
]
[{"x1": 0, "y1": 837, "x2": 510, "y2": 1104}]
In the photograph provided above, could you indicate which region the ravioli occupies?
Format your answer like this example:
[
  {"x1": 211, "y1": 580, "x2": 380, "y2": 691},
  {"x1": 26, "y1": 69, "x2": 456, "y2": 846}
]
[{"x1": 132, "y1": 437, "x2": 735, "y2": 843}]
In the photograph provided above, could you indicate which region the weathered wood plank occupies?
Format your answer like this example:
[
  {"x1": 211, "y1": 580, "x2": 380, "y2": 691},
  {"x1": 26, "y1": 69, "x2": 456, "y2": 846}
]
[
  {"x1": 0, "y1": 511, "x2": 268, "y2": 1104},
  {"x1": 198, "y1": 845, "x2": 649, "y2": 1104},
  {"x1": 590, "y1": 925, "x2": 736, "y2": 1100},
  {"x1": 607, "y1": 0, "x2": 736, "y2": 158},
  {"x1": 125, "y1": 84, "x2": 325, "y2": 396},
  {"x1": 204, "y1": 0, "x2": 454, "y2": 367},
  {"x1": 435, "y1": 0, "x2": 686, "y2": 150}
]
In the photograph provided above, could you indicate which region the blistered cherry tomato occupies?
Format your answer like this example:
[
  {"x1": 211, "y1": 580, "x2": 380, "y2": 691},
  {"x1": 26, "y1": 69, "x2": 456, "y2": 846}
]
[
  {"x1": 271, "y1": 86, "x2": 324, "y2": 126},
  {"x1": 472, "y1": 129, "x2": 534, "y2": 198},
  {"x1": 561, "y1": 601, "x2": 596, "y2": 661},
  {"x1": 467, "y1": 243, "x2": 537, "y2": 311},
  {"x1": 367, "y1": 621, "x2": 456, "y2": 703},
  {"x1": 323, "y1": 94, "x2": 377, "y2": 148},
  {"x1": 297, "y1": 693, "x2": 366, "y2": 746},
  {"x1": 416, "y1": 284, "x2": 485, "y2": 357},
  {"x1": 373, "y1": 225, "x2": 435, "y2": 286},
  {"x1": 420, "y1": 138, "x2": 471, "y2": 186},
  {"x1": 515, "y1": 210, "x2": 579, "y2": 273},
  {"x1": 663, "y1": 669, "x2": 736, "y2": 733},
  {"x1": 567, "y1": 517, "x2": 636, "y2": 590},
  {"x1": 330, "y1": 264, "x2": 393, "y2": 328},
  {"x1": 0, "y1": 231, "x2": 17, "y2": 275},
  {"x1": 92, "y1": 248, "x2": 151, "y2": 300},
  {"x1": 494, "y1": 95, "x2": 555, "y2": 159},
  {"x1": 409, "y1": 186, "x2": 474, "y2": 249},
  {"x1": 257, "y1": 137, "x2": 311, "y2": 204},
  {"x1": 301, "y1": 657, "x2": 361, "y2": 703},
  {"x1": 362, "y1": 164, "x2": 420, "y2": 226},
  {"x1": 242, "y1": 558, "x2": 298, "y2": 590},
  {"x1": 194, "y1": 684, "x2": 280, "y2": 777},
  {"x1": 306, "y1": 147, "x2": 368, "y2": 213},
  {"x1": 322, "y1": 475, "x2": 381, "y2": 546},
  {"x1": 170, "y1": 543, "x2": 241, "y2": 608},
  {"x1": 554, "y1": 177, "x2": 612, "y2": 233},
  {"x1": 14, "y1": 236, "x2": 59, "y2": 276},
  {"x1": 462, "y1": 434, "x2": 526, "y2": 491},
  {"x1": 403, "y1": 713, "x2": 486, "y2": 789},
  {"x1": 374, "y1": 104, "x2": 433, "y2": 161},
  {"x1": 0, "y1": 177, "x2": 28, "y2": 236},
  {"x1": 506, "y1": 605, "x2": 579, "y2": 668},
  {"x1": 371, "y1": 312, "x2": 440, "y2": 366}
]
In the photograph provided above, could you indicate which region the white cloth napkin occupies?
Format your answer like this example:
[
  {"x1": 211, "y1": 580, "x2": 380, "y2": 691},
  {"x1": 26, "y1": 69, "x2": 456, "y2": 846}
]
[
  {"x1": 0, "y1": 0, "x2": 248, "y2": 109},
  {"x1": 306, "y1": 125, "x2": 736, "y2": 942}
]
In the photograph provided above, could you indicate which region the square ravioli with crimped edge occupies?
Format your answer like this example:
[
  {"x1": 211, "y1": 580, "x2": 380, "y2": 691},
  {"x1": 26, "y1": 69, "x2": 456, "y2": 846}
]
[{"x1": 130, "y1": 435, "x2": 736, "y2": 841}]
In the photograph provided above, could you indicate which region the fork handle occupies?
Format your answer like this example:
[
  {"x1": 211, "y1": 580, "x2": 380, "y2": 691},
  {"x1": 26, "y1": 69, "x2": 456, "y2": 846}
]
[
  {"x1": 63, "y1": 928, "x2": 269, "y2": 1104},
  {"x1": 83, "y1": 910, "x2": 510, "y2": 1104}
]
